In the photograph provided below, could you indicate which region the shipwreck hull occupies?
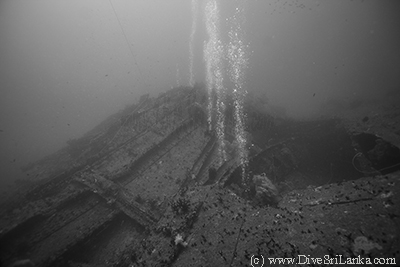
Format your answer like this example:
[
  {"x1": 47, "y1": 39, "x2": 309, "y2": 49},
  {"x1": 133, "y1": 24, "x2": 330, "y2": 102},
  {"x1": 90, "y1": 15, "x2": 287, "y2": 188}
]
[{"x1": 1, "y1": 86, "x2": 399, "y2": 266}]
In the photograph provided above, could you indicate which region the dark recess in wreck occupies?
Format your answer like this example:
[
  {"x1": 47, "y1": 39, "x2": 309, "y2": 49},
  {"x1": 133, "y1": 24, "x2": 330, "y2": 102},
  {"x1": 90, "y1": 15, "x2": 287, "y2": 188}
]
[
  {"x1": 353, "y1": 133, "x2": 400, "y2": 174},
  {"x1": 224, "y1": 118, "x2": 400, "y2": 205}
]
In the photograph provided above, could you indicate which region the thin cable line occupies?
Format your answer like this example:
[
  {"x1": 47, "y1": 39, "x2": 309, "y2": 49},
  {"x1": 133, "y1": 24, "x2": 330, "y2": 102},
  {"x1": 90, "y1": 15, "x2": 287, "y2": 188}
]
[{"x1": 108, "y1": 0, "x2": 148, "y2": 87}]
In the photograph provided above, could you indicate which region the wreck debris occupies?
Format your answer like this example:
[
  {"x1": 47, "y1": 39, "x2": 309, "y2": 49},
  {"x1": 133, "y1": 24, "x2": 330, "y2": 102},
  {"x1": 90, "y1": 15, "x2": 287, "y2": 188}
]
[{"x1": 251, "y1": 173, "x2": 281, "y2": 206}]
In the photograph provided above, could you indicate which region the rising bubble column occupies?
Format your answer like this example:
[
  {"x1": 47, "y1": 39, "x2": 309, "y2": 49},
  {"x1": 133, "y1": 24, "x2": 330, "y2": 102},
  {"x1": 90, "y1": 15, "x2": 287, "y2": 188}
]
[
  {"x1": 204, "y1": 0, "x2": 227, "y2": 163},
  {"x1": 189, "y1": 0, "x2": 198, "y2": 87},
  {"x1": 228, "y1": 6, "x2": 249, "y2": 182}
]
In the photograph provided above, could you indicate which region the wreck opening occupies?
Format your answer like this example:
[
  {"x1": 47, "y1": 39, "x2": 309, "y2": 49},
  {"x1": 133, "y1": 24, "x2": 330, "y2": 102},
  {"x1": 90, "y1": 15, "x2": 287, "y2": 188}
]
[
  {"x1": 223, "y1": 117, "x2": 400, "y2": 203},
  {"x1": 352, "y1": 133, "x2": 400, "y2": 175}
]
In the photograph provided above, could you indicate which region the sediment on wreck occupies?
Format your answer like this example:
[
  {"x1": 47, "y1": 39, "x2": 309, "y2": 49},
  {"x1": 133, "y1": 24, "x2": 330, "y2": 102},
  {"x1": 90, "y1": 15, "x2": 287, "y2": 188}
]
[{"x1": 1, "y1": 85, "x2": 400, "y2": 266}]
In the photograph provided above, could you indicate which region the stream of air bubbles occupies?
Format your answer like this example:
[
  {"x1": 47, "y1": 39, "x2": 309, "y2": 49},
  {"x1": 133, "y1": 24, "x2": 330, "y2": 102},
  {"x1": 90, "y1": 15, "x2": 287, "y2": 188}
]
[
  {"x1": 228, "y1": 6, "x2": 249, "y2": 181},
  {"x1": 190, "y1": 0, "x2": 249, "y2": 180},
  {"x1": 189, "y1": 0, "x2": 198, "y2": 87}
]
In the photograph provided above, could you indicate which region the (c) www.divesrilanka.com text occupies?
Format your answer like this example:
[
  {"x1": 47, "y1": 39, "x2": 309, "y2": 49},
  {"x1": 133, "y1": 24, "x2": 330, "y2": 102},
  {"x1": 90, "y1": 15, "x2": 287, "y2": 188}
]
[{"x1": 250, "y1": 254, "x2": 397, "y2": 266}]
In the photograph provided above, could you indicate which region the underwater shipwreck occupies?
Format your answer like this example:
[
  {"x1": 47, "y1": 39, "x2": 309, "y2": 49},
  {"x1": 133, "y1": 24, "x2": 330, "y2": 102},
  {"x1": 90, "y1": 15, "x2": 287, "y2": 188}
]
[{"x1": 1, "y1": 84, "x2": 400, "y2": 266}]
